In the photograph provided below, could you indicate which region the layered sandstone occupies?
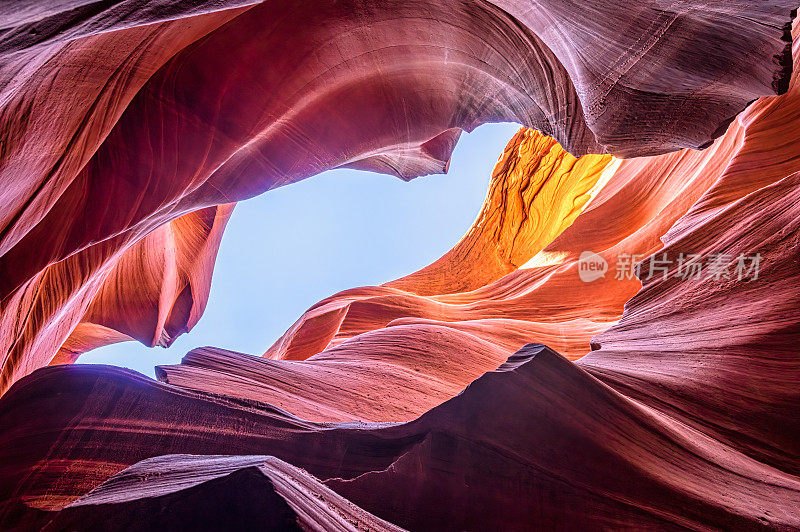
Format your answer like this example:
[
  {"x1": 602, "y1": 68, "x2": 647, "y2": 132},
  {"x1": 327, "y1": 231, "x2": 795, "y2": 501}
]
[{"x1": 1, "y1": 2, "x2": 799, "y2": 530}]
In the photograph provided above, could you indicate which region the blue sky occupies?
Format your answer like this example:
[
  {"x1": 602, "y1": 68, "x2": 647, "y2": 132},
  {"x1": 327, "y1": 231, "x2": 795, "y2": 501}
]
[{"x1": 82, "y1": 123, "x2": 520, "y2": 376}]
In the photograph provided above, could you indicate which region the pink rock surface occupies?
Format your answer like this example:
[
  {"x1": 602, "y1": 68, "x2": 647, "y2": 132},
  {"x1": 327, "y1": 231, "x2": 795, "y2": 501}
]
[
  {"x1": 43, "y1": 454, "x2": 404, "y2": 531},
  {"x1": 1, "y1": 345, "x2": 798, "y2": 529},
  {"x1": 1, "y1": 2, "x2": 799, "y2": 530},
  {"x1": 0, "y1": 1, "x2": 795, "y2": 392}
]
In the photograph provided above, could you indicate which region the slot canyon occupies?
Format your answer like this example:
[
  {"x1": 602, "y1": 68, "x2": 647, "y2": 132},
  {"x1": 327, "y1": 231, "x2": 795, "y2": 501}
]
[{"x1": 0, "y1": 1, "x2": 799, "y2": 530}]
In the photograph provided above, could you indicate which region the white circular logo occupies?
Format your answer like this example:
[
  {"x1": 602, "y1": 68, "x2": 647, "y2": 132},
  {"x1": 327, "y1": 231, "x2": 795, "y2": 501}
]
[{"x1": 577, "y1": 251, "x2": 607, "y2": 282}]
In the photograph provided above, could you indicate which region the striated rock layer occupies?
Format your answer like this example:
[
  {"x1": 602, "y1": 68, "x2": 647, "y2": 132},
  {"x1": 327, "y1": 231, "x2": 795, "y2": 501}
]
[
  {"x1": 0, "y1": 0, "x2": 796, "y2": 393},
  {"x1": 2, "y1": 345, "x2": 799, "y2": 529},
  {"x1": 1, "y1": 1, "x2": 800, "y2": 531},
  {"x1": 41, "y1": 455, "x2": 404, "y2": 531}
]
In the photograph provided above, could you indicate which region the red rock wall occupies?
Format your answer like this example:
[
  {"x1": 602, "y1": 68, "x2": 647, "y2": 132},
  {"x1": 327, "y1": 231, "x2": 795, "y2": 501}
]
[{"x1": 0, "y1": 2, "x2": 799, "y2": 530}]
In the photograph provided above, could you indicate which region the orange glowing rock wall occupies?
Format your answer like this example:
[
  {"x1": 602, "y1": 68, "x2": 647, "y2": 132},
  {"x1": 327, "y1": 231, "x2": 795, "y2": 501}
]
[{"x1": 0, "y1": 0, "x2": 795, "y2": 393}]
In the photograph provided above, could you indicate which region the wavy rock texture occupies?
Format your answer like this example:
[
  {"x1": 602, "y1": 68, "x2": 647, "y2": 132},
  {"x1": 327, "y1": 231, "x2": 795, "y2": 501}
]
[
  {"x1": 0, "y1": 0, "x2": 796, "y2": 393},
  {"x1": 1, "y1": 1, "x2": 800, "y2": 530},
  {"x1": 2, "y1": 345, "x2": 799, "y2": 529},
  {"x1": 41, "y1": 454, "x2": 404, "y2": 531}
]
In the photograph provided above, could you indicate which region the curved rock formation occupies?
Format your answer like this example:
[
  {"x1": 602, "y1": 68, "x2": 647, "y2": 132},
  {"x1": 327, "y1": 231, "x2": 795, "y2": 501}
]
[
  {"x1": 0, "y1": 1, "x2": 796, "y2": 393},
  {"x1": 258, "y1": 103, "x2": 745, "y2": 369},
  {"x1": 2, "y1": 345, "x2": 799, "y2": 529},
  {"x1": 42, "y1": 455, "x2": 404, "y2": 531},
  {"x1": 1, "y1": 1, "x2": 800, "y2": 530}
]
